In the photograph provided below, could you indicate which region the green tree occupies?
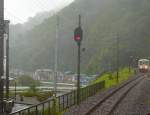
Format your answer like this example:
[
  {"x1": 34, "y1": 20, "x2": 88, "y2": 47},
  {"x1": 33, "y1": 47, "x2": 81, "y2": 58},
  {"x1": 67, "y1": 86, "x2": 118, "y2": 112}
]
[
  {"x1": 17, "y1": 75, "x2": 40, "y2": 86},
  {"x1": 10, "y1": 0, "x2": 150, "y2": 74}
]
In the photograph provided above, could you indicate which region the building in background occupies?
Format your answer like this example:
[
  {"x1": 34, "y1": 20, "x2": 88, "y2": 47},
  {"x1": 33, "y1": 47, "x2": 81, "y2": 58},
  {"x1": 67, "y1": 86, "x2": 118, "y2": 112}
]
[{"x1": 33, "y1": 69, "x2": 53, "y2": 81}]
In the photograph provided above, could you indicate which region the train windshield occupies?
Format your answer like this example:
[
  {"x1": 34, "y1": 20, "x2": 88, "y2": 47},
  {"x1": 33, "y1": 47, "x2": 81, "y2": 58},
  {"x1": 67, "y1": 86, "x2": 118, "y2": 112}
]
[{"x1": 139, "y1": 60, "x2": 149, "y2": 65}]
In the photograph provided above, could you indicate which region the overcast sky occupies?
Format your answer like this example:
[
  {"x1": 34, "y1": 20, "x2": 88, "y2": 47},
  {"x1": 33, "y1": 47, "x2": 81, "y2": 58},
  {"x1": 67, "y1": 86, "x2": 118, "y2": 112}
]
[{"x1": 4, "y1": 0, "x2": 74, "y2": 24}]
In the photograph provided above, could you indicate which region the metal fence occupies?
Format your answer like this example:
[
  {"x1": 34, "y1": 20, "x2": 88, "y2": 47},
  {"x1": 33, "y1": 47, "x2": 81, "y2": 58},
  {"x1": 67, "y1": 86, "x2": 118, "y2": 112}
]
[{"x1": 9, "y1": 81, "x2": 105, "y2": 115}]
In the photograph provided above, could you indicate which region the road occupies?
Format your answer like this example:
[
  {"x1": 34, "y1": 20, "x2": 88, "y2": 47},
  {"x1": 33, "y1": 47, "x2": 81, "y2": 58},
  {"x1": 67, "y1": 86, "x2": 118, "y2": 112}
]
[
  {"x1": 9, "y1": 86, "x2": 76, "y2": 92},
  {"x1": 12, "y1": 104, "x2": 28, "y2": 113}
]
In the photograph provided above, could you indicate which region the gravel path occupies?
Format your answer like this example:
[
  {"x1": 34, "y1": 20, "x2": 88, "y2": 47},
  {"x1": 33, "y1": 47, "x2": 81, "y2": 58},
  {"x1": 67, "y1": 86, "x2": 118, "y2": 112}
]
[
  {"x1": 63, "y1": 88, "x2": 113, "y2": 115},
  {"x1": 112, "y1": 77, "x2": 150, "y2": 115},
  {"x1": 90, "y1": 76, "x2": 143, "y2": 115}
]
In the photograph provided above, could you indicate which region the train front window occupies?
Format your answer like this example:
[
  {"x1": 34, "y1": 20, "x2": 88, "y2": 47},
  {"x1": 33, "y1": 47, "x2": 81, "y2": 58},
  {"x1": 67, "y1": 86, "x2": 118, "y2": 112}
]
[{"x1": 145, "y1": 61, "x2": 149, "y2": 65}]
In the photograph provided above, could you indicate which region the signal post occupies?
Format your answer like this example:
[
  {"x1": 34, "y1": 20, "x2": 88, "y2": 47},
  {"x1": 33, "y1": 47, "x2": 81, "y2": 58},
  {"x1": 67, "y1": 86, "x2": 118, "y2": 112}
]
[
  {"x1": 74, "y1": 15, "x2": 83, "y2": 105},
  {"x1": 0, "y1": 0, "x2": 4, "y2": 113}
]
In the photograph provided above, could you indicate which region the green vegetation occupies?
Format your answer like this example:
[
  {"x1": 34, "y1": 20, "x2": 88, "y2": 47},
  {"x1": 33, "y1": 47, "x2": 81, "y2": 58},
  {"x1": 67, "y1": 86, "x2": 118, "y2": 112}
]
[
  {"x1": 19, "y1": 80, "x2": 53, "y2": 102},
  {"x1": 36, "y1": 91, "x2": 53, "y2": 102},
  {"x1": 20, "y1": 91, "x2": 53, "y2": 102},
  {"x1": 10, "y1": 0, "x2": 150, "y2": 74},
  {"x1": 93, "y1": 67, "x2": 134, "y2": 88},
  {"x1": 17, "y1": 75, "x2": 40, "y2": 86},
  {"x1": 22, "y1": 102, "x2": 62, "y2": 115},
  {"x1": 16, "y1": 67, "x2": 133, "y2": 115}
]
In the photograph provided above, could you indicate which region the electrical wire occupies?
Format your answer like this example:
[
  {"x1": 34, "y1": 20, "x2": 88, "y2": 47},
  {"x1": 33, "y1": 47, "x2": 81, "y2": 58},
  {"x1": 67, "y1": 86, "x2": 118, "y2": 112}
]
[{"x1": 5, "y1": 10, "x2": 25, "y2": 23}]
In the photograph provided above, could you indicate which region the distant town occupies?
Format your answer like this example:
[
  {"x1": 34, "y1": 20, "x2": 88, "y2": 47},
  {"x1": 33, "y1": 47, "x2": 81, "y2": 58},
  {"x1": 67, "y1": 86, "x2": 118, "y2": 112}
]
[{"x1": 9, "y1": 69, "x2": 97, "y2": 85}]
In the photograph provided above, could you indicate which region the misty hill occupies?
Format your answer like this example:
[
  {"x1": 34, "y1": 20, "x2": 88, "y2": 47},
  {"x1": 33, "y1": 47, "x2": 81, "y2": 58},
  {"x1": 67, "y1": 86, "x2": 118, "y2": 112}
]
[
  {"x1": 10, "y1": 0, "x2": 150, "y2": 74},
  {"x1": 23, "y1": 11, "x2": 54, "y2": 30}
]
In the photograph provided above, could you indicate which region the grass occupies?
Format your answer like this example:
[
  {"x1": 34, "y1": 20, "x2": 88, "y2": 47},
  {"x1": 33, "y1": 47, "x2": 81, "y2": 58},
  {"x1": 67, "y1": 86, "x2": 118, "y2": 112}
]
[
  {"x1": 19, "y1": 91, "x2": 53, "y2": 102},
  {"x1": 14, "y1": 67, "x2": 135, "y2": 115},
  {"x1": 20, "y1": 97, "x2": 62, "y2": 115},
  {"x1": 93, "y1": 67, "x2": 135, "y2": 89}
]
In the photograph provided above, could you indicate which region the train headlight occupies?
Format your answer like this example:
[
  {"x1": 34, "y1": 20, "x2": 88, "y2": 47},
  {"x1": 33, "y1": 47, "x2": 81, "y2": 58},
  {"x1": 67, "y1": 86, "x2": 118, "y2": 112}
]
[
  {"x1": 139, "y1": 66, "x2": 142, "y2": 69},
  {"x1": 145, "y1": 66, "x2": 148, "y2": 69}
]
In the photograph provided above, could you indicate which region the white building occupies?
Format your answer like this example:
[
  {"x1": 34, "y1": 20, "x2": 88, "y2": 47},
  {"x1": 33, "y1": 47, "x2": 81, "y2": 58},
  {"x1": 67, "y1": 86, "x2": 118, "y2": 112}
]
[{"x1": 33, "y1": 69, "x2": 53, "y2": 81}]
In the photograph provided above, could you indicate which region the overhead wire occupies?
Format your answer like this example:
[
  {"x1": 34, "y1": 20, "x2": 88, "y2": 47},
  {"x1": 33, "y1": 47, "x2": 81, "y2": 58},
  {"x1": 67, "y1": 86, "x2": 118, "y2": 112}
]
[{"x1": 4, "y1": 9, "x2": 25, "y2": 23}]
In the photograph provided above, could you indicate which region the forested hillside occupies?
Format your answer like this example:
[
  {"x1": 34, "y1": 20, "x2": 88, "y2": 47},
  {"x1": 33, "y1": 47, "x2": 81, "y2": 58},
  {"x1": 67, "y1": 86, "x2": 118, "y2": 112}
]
[{"x1": 10, "y1": 0, "x2": 150, "y2": 74}]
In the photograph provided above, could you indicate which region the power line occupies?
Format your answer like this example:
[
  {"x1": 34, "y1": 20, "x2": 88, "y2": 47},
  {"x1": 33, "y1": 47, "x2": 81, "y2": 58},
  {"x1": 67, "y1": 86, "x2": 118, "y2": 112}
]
[{"x1": 5, "y1": 10, "x2": 25, "y2": 23}]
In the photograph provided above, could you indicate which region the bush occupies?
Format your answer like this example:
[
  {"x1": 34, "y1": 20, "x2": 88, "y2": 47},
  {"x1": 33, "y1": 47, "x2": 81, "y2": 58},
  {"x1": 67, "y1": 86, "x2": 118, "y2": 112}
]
[
  {"x1": 17, "y1": 75, "x2": 40, "y2": 86},
  {"x1": 20, "y1": 91, "x2": 36, "y2": 97},
  {"x1": 29, "y1": 84, "x2": 39, "y2": 93},
  {"x1": 19, "y1": 91, "x2": 53, "y2": 102},
  {"x1": 36, "y1": 91, "x2": 53, "y2": 102},
  {"x1": 92, "y1": 67, "x2": 134, "y2": 88}
]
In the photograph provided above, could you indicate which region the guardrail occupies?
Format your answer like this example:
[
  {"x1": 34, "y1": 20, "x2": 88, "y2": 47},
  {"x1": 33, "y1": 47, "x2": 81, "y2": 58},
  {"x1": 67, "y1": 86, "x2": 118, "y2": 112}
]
[{"x1": 9, "y1": 81, "x2": 105, "y2": 115}]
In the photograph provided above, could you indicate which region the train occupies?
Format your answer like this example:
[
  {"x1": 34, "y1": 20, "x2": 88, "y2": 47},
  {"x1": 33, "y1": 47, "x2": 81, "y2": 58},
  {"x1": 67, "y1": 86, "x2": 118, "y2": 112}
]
[{"x1": 138, "y1": 59, "x2": 149, "y2": 73}]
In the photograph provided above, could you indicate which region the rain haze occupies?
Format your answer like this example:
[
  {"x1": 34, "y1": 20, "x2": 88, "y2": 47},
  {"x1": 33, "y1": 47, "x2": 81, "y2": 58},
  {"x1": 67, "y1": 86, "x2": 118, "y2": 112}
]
[
  {"x1": 4, "y1": 0, "x2": 74, "y2": 24},
  {"x1": 1, "y1": 0, "x2": 150, "y2": 114}
]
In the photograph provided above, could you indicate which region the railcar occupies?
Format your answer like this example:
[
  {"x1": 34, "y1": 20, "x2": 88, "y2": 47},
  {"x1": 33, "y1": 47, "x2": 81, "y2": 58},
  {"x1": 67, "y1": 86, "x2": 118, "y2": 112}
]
[{"x1": 138, "y1": 59, "x2": 149, "y2": 73}]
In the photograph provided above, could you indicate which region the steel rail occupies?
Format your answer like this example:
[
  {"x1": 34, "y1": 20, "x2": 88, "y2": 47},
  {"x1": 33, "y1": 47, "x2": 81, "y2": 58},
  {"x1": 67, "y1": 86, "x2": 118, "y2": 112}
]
[
  {"x1": 85, "y1": 75, "x2": 143, "y2": 115},
  {"x1": 107, "y1": 77, "x2": 143, "y2": 115}
]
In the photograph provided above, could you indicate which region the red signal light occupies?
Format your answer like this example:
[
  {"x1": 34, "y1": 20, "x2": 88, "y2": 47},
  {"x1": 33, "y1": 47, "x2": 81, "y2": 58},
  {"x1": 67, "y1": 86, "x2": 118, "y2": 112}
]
[
  {"x1": 74, "y1": 35, "x2": 81, "y2": 41},
  {"x1": 74, "y1": 27, "x2": 83, "y2": 43}
]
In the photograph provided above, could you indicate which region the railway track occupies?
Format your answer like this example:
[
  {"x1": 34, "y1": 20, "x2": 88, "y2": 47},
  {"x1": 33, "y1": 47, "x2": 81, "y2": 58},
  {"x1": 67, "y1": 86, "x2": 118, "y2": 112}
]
[{"x1": 85, "y1": 76, "x2": 144, "y2": 115}]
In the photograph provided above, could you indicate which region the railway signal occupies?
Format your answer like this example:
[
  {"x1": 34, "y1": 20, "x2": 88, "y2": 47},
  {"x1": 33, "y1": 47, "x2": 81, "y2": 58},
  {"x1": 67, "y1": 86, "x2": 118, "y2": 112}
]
[
  {"x1": 74, "y1": 15, "x2": 83, "y2": 105},
  {"x1": 74, "y1": 26, "x2": 83, "y2": 43}
]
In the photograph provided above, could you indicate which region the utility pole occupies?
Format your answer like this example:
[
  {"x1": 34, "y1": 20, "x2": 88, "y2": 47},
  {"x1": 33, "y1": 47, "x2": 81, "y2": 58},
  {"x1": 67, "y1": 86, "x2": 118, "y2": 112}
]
[
  {"x1": 54, "y1": 15, "x2": 59, "y2": 97},
  {"x1": 74, "y1": 15, "x2": 83, "y2": 105},
  {"x1": 4, "y1": 20, "x2": 10, "y2": 99},
  {"x1": 0, "y1": 0, "x2": 4, "y2": 113},
  {"x1": 14, "y1": 81, "x2": 16, "y2": 100},
  {"x1": 129, "y1": 56, "x2": 133, "y2": 73},
  {"x1": 116, "y1": 34, "x2": 119, "y2": 83},
  {"x1": 77, "y1": 15, "x2": 81, "y2": 105},
  {"x1": 77, "y1": 35, "x2": 81, "y2": 105}
]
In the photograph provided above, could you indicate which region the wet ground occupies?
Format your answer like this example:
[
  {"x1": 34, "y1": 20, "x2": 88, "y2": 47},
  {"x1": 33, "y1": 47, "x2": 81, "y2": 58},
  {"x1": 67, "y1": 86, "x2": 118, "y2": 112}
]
[
  {"x1": 12, "y1": 104, "x2": 29, "y2": 113},
  {"x1": 112, "y1": 77, "x2": 150, "y2": 115}
]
